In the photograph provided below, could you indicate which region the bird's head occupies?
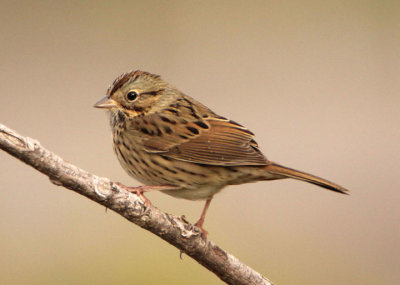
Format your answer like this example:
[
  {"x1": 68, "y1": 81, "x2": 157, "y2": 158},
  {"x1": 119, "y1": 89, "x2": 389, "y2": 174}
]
[{"x1": 94, "y1": 70, "x2": 173, "y2": 117}]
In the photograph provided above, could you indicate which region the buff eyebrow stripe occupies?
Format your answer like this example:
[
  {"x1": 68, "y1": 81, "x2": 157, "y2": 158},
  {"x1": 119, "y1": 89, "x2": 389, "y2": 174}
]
[{"x1": 141, "y1": 89, "x2": 165, "y2": 96}]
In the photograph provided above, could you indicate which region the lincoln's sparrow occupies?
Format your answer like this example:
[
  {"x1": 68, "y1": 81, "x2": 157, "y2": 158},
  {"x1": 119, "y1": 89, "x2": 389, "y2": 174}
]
[{"x1": 95, "y1": 70, "x2": 348, "y2": 234}]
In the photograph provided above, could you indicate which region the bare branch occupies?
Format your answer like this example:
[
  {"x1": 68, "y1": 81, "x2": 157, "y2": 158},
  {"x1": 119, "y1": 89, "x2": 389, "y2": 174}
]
[{"x1": 0, "y1": 123, "x2": 273, "y2": 285}]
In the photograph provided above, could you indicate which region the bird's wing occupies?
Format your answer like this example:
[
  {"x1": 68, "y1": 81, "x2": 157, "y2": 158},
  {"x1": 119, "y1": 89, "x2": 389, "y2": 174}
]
[{"x1": 138, "y1": 114, "x2": 268, "y2": 166}]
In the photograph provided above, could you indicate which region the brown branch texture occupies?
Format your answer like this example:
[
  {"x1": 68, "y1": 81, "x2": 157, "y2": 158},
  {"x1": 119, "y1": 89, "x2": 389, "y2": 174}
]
[{"x1": 0, "y1": 123, "x2": 273, "y2": 285}]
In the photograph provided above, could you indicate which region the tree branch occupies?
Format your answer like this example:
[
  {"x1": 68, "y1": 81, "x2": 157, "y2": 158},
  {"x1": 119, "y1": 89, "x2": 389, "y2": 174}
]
[{"x1": 0, "y1": 123, "x2": 273, "y2": 285}]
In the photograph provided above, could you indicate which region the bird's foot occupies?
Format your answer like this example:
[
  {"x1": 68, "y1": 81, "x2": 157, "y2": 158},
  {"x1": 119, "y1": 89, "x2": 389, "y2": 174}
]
[
  {"x1": 194, "y1": 219, "x2": 208, "y2": 237},
  {"x1": 115, "y1": 182, "x2": 152, "y2": 207}
]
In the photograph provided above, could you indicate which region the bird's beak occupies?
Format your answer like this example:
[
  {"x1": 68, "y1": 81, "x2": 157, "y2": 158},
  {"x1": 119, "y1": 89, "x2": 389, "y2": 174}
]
[{"x1": 93, "y1": 97, "x2": 118, "y2": 109}]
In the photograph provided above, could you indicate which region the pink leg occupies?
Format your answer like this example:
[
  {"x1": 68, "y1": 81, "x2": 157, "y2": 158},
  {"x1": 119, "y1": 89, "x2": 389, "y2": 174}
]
[
  {"x1": 194, "y1": 197, "x2": 213, "y2": 236},
  {"x1": 115, "y1": 183, "x2": 175, "y2": 207}
]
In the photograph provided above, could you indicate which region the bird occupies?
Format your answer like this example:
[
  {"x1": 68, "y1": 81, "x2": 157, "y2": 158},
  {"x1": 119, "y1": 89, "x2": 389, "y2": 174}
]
[{"x1": 94, "y1": 70, "x2": 348, "y2": 235}]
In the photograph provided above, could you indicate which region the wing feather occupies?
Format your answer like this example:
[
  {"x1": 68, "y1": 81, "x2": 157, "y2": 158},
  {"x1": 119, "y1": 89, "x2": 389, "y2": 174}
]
[{"x1": 142, "y1": 117, "x2": 268, "y2": 166}]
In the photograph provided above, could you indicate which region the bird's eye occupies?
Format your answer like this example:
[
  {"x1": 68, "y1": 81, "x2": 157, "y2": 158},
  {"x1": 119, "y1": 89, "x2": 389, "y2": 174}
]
[{"x1": 126, "y1": 91, "x2": 138, "y2": 101}]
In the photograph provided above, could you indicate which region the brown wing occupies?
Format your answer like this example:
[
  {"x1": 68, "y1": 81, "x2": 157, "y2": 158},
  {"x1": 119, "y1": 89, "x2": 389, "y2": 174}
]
[{"x1": 141, "y1": 116, "x2": 268, "y2": 166}]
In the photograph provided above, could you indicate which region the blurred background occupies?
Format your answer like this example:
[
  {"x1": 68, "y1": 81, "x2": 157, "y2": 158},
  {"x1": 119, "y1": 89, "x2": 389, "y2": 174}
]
[{"x1": 1, "y1": 1, "x2": 399, "y2": 284}]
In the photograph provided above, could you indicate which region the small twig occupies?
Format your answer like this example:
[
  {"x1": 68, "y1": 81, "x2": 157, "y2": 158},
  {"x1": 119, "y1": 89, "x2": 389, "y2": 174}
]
[{"x1": 0, "y1": 123, "x2": 273, "y2": 285}]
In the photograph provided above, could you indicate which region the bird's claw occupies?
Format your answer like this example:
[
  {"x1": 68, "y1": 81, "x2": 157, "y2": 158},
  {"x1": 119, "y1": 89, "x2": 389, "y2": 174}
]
[{"x1": 115, "y1": 182, "x2": 151, "y2": 207}]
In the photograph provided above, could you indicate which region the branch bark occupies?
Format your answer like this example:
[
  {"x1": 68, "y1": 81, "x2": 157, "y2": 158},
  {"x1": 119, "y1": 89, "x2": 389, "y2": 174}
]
[{"x1": 0, "y1": 123, "x2": 273, "y2": 285}]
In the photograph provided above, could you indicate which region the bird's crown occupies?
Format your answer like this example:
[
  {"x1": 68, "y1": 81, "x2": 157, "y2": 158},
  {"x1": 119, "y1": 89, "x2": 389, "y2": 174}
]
[{"x1": 107, "y1": 70, "x2": 162, "y2": 96}]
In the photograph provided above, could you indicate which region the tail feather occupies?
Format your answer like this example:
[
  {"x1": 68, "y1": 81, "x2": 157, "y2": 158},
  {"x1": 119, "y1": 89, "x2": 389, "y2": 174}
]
[{"x1": 265, "y1": 162, "x2": 349, "y2": 194}]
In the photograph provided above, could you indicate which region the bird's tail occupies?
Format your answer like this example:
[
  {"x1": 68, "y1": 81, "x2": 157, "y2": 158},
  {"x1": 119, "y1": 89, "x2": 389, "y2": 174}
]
[{"x1": 264, "y1": 162, "x2": 349, "y2": 194}]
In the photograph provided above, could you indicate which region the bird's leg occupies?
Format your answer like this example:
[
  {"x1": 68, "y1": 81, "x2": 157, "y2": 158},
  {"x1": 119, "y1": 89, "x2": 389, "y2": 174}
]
[
  {"x1": 194, "y1": 197, "x2": 213, "y2": 236},
  {"x1": 115, "y1": 183, "x2": 176, "y2": 207}
]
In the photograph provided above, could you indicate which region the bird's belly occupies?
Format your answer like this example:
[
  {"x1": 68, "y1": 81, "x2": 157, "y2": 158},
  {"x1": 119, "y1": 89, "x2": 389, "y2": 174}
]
[
  {"x1": 113, "y1": 141, "x2": 233, "y2": 199},
  {"x1": 113, "y1": 137, "x2": 269, "y2": 200},
  {"x1": 162, "y1": 185, "x2": 223, "y2": 200}
]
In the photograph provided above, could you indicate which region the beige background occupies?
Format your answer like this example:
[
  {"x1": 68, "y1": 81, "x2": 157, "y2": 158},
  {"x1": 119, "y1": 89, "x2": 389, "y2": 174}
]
[{"x1": 1, "y1": 1, "x2": 399, "y2": 284}]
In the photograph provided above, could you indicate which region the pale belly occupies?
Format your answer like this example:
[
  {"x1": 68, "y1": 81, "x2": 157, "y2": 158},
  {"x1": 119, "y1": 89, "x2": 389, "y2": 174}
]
[
  {"x1": 162, "y1": 185, "x2": 224, "y2": 200},
  {"x1": 113, "y1": 140, "x2": 235, "y2": 200},
  {"x1": 112, "y1": 133, "x2": 272, "y2": 200}
]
